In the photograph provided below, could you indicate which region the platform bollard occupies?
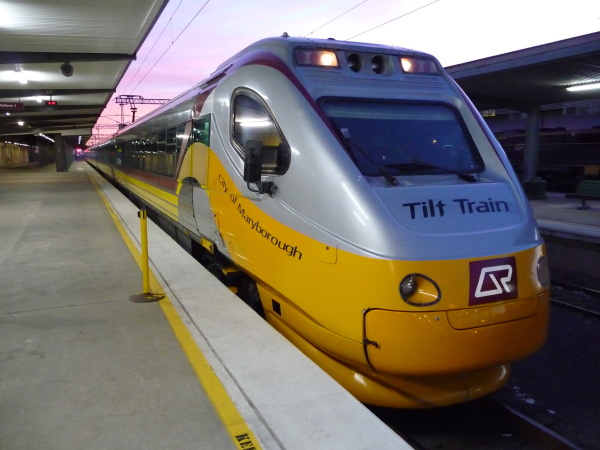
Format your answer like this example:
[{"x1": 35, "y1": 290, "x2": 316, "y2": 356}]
[{"x1": 130, "y1": 209, "x2": 165, "y2": 303}]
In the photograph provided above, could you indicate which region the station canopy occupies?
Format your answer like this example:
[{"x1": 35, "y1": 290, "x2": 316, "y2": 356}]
[
  {"x1": 0, "y1": 0, "x2": 169, "y2": 148},
  {"x1": 447, "y1": 31, "x2": 600, "y2": 112}
]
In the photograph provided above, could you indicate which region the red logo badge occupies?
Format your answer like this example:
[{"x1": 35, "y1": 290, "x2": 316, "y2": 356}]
[{"x1": 469, "y1": 257, "x2": 518, "y2": 305}]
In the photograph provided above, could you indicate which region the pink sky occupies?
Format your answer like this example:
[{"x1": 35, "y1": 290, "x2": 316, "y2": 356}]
[{"x1": 93, "y1": 0, "x2": 599, "y2": 141}]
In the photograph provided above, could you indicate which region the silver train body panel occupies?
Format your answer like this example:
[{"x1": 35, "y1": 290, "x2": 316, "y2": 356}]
[{"x1": 200, "y1": 37, "x2": 541, "y2": 261}]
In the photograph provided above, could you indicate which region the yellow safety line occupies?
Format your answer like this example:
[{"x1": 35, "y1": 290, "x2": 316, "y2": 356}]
[{"x1": 87, "y1": 170, "x2": 261, "y2": 450}]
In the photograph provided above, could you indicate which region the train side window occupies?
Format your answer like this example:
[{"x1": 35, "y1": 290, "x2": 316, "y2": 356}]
[
  {"x1": 157, "y1": 130, "x2": 167, "y2": 154},
  {"x1": 119, "y1": 140, "x2": 130, "y2": 166},
  {"x1": 166, "y1": 127, "x2": 177, "y2": 154},
  {"x1": 175, "y1": 123, "x2": 185, "y2": 151},
  {"x1": 232, "y1": 92, "x2": 290, "y2": 175},
  {"x1": 150, "y1": 134, "x2": 158, "y2": 153},
  {"x1": 193, "y1": 116, "x2": 210, "y2": 146}
]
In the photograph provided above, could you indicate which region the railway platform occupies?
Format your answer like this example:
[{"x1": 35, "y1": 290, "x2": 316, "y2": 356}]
[
  {"x1": 530, "y1": 192, "x2": 600, "y2": 244},
  {"x1": 0, "y1": 161, "x2": 407, "y2": 449}
]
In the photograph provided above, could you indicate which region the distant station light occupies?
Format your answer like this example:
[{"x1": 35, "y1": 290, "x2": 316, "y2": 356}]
[{"x1": 567, "y1": 82, "x2": 600, "y2": 92}]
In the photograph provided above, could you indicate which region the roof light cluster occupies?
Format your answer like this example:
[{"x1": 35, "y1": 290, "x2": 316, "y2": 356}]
[{"x1": 294, "y1": 47, "x2": 439, "y2": 76}]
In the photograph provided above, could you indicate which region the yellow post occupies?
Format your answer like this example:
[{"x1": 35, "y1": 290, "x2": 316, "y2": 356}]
[
  {"x1": 140, "y1": 209, "x2": 150, "y2": 293},
  {"x1": 130, "y1": 209, "x2": 165, "y2": 303}
]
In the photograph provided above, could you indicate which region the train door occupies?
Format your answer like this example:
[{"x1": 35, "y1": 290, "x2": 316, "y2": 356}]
[
  {"x1": 177, "y1": 115, "x2": 218, "y2": 240},
  {"x1": 107, "y1": 143, "x2": 116, "y2": 179},
  {"x1": 177, "y1": 121, "x2": 199, "y2": 233}
]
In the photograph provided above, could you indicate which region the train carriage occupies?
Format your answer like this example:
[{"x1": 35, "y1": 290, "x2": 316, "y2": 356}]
[{"x1": 88, "y1": 35, "x2": 550, "y2": 408}]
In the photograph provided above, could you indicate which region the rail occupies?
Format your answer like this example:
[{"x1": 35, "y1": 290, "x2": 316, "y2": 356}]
[
  {"x1": 551, "y1": 281, "x2": 600, "y2": 318},
  {"x1": 373, "y1": 397, "x2": 583, "y2": 449}
]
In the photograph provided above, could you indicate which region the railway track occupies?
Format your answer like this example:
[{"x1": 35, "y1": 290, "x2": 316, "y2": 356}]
[
  {"x1": 553, "y1": 281, "x2": 600, "y2": 299},
  {"x1": 371, "y1": 397, "x2": 582, "y2": 449},
  {"x1": 543, "y1": 234, "x2": 600, "y2": 292},
  {"x1": 543, "y1": 232, "x2": 600, "y2": 317},
  {"x1": 551, "y1": 281, "x2": 600, "y2": 317},
  {"x1": 490, "y1": 399, "x2": 582, "y2": 450}
]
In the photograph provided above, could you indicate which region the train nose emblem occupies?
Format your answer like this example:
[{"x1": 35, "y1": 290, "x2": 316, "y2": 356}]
[{"x1": 469, "y1": 257, "x2": 518, "y2": 305}]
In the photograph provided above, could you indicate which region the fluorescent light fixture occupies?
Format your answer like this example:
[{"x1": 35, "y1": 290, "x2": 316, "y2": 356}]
[
  {"x1": 14, "y1": 69, "x2": 27, "y2": 84},
  {"x1": 566, "y1": 82, "x2": 600, "y2": 92},
  {"x1": 0, "y1": 4, "x2": 17, "y2": 28},
  {"x1": 39, "y1": 133, "x2": 55, "y2": 143}
]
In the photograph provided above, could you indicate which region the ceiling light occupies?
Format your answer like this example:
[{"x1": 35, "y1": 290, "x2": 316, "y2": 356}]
[
  {"x1": 39, "y1": 133, "x2": 55, "y2": 143},
  {"x1": 14, "y1": 69, "x2": 27, "y2": 84},
  {"x1": 566, "y1": 82, "x2": 600, "y2": 92},
  {"x1": 17, "y1": 121, "x2": 24, "y2": 126}
]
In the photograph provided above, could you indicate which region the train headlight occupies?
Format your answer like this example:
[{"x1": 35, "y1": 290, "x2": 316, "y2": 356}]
[
  {"x1": 294, "y1": 49, "x2": 339, "y2": 67},
  {"x1": 399, "y1": 273, "x2": 441, "y2": 307},
  {"x1": 536, "y1": 256, "x2": 551, "y2": 287},
  {"x1": 400, "y1": 57, "x2": 439, "y2": 74}
]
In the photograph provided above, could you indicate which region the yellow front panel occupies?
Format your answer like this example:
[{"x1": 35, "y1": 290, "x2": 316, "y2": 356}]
[
  {"x1": 268, "y1": 309, "x2": 511, "y2": 408},
  {"x1": 207, "y1": 153, "x2": 549, "y2": 383},
  {"x1": 447, "y1": 297, "x2": 539, "y2": 329},
  {"x1": 363, "y1": 291, "x2": 550, "y2": 376}
]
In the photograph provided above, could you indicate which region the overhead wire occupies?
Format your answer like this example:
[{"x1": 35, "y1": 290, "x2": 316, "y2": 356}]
[
  {"x1": 119, "y1": 0, "x2": 185, "y2": 94},
  {"x1": 304, "y1": 1, "x2": 369, "y2": 37},
  {"x1": 101, "y1": 0, "x2": 185, "y2": 125},
  {"x1": 98, "y1": 0, "x2": 211, "y2": 138},
  {"x1": 132, "y1": 0, "x2": 211, "y2": 91},
  {"x1": 346, "y1": 0, "x2": 440, "y2": 40}
]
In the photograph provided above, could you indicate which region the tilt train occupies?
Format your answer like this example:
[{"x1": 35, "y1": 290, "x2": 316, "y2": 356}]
[{"x1": 88, "y1": 36, "x2": 550, "y2": 408}]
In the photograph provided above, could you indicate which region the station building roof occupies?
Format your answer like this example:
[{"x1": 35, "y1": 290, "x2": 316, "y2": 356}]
[
  {"x1": 0, "y1": 0, "x2": 169, "y2": 148},
  {"x1": 446, "y1": 31, "x2": 600, "y2": 112}
]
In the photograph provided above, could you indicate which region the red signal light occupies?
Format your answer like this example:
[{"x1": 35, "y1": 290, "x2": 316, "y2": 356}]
[{"x1": 46, "y1": 100, "x2": 58, "y2": 106}]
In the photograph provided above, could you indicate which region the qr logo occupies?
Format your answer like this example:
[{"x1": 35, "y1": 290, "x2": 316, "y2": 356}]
[{"x1": 469, "y1": 257, "x2": 518, "y2": 305}]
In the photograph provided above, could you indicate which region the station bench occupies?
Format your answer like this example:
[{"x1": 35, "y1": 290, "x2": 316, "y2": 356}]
[{"x1": 565, "y1": 179, "x2": 600, "y2": 210}]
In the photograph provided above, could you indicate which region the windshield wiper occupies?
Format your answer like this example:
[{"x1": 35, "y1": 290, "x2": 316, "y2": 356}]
[
  {"x1": 386, "y1": 159, "x2": 480, "y2": 183},
  {"x1": 339, "y1": 128, "x2": 399, "y2": 187}
]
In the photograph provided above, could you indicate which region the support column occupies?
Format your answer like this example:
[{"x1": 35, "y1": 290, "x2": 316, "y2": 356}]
[
  {"x1": 522, "y1": 106, "x2": 546, "y2": 199},
  {"x1": 523, "y1": 106, "x2": 541, "y2": 181},
  {"x1": 53, "y1": 133, "x2": 73, "y2": 172}
]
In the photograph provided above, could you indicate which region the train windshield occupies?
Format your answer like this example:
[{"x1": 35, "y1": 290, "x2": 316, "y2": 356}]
[{"x1": 320, "y1": 99, "x2": 484, "y2": 178}]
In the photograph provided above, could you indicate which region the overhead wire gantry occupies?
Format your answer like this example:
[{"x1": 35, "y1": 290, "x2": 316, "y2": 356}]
[{"x1": 114, "y1": 94, "x2": 169, "y2": 128}]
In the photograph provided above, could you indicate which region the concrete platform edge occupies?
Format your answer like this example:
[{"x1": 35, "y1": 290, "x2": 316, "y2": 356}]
[
  {"x1": 87, "y1": 166, "x2": 410, "y2": 450},
  {"x1": 537, "y1": 219, "x2": 600, "y2": 245}
]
